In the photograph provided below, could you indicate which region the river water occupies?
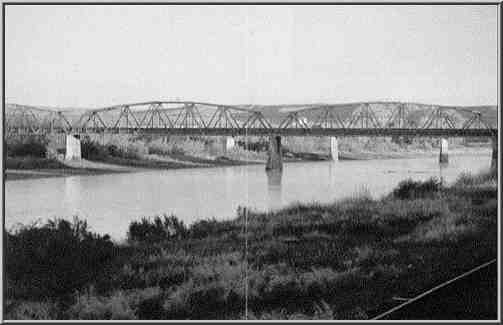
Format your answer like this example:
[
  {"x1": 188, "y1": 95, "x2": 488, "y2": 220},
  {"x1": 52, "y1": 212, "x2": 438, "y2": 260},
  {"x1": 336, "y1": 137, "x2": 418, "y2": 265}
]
[{"x1": 5, "y1": 151, "x2": 492, "y2": 240}]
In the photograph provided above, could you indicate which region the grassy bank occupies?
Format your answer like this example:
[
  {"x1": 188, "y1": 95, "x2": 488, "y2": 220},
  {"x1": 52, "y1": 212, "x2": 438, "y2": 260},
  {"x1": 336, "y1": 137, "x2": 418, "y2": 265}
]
[
  {"x1": 4, "y1": 156, "x2": 133, "y2": 181},
  {"x1": 4, "y1": 136, "x2": 261, "y2": 181},
  {"x1": 3, "y1": 136, "x2": 125, "y2": 180},
  {"x1": 5, "y1": 134, "x2": 491, "y2": 181},
  {"x1": 4, "y1": 168, "x2": 497, "y2": 320}
]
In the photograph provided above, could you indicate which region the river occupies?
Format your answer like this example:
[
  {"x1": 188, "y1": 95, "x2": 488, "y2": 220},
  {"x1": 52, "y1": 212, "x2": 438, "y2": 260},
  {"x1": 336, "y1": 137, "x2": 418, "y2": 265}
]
[{"x1": 5, "y1": 151, "x2": 492, "y2": 240}]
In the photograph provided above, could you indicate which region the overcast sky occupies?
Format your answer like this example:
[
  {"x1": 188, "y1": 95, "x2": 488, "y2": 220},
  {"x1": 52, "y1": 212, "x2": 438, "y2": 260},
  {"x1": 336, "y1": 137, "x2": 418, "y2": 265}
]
[{"x1": 5, "y1": 5, "x2": 499, "y2": 108}]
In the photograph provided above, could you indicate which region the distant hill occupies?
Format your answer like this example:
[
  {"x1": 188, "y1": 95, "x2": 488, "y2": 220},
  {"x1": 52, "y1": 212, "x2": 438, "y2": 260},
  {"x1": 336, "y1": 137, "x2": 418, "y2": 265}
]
[{"x1": 238, "y1": 102, "x2": 498, "y2": 128}]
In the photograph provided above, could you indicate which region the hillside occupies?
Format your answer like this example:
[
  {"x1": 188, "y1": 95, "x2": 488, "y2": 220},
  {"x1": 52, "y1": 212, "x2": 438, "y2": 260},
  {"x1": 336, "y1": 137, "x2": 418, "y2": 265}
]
[{"x1": 240, "y1": 102, "x2": 497, "y2": 128}]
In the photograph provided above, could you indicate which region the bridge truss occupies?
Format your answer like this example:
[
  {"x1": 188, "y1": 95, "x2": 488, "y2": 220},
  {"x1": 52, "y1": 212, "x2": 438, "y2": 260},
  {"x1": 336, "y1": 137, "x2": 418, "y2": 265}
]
[{"x1": 4, "y1": 101, "x2": 497, "y2": 138}]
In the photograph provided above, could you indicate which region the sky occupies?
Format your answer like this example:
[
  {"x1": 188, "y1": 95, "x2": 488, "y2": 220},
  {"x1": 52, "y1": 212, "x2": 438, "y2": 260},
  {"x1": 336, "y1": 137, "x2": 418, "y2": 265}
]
[{"x1": 5, "y1": 5, "x2": 499, "y2": 109}]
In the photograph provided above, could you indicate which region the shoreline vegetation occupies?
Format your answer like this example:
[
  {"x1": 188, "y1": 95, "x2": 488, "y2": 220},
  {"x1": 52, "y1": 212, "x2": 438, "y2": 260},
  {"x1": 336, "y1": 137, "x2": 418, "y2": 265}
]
[
  {"x1": 4, "y1": 167, "x2": 497, "y2": 320},
  {"x1": 4, "y1": 135, "x2": 492, "y2": 181}
]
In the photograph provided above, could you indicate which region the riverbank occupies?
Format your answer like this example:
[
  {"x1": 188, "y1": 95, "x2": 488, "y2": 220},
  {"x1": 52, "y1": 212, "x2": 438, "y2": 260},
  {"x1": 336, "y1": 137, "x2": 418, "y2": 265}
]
[
  {"x1": 339, "y1": 146, "x2": 491, "y2": 160},
  {"x1": 5, "y1": 146, "x2": 491, "y2": 181},
  {"x1": 5, "y1": 168, "x2": 497, "y2": 320},
  {"x1": 4, "y1": 154, "x2": 260, "y2": 181}
]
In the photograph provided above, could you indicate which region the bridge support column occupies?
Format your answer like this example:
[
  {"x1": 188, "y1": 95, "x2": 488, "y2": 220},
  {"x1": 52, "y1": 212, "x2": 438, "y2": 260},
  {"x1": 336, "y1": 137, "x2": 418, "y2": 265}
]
[
  {"x1": 266, "y1": 135, "x2": 283, "y2": 171},
  {"x1": 329, "y1": 137, "x2": 339, "y2": 161},
  {"x1": 221, "y1": 136, "x2": 235, "y2": 153},
  {"x1": 491, "y1": 136, "x2": 498, "y2": 170},
  {"x1": 65, "y1": 134, "x2": 82, "y2": 161},
  {"x1": 439, "y1": 138, "x2": 449, "y2": 164}
]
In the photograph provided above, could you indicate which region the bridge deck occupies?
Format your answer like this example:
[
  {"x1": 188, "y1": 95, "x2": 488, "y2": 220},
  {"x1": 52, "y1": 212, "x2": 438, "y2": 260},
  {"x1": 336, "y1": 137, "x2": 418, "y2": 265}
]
[{"x1": 57, "y1": 127, "x2": 498, "y2": 137}]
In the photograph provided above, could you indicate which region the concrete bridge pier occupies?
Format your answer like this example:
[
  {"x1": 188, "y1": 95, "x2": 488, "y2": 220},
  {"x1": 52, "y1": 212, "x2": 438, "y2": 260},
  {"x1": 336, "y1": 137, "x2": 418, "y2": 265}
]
[
  {"x1": 65, "y1": 134, "x2": 82, "y2": 161},
  {"x1": 439, "y1": 138, "x2": 449, "y2": 164},
  {"x1": 266, "y1": 135, "x2": 283, "y2": 171},
  {"x1": 329, "y1": 137, "x2": 339, "y2": 161},
  {"x1": 491, "y1": 136, "x2": 498, "y2": 170},
  {"x1": 220, "y1": 136, "x2": 235, "y2": 153}
]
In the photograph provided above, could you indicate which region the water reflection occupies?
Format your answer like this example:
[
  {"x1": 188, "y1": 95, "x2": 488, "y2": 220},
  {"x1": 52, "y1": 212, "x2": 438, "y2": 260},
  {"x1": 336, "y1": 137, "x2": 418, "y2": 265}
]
[
  {"x1": 63, "y1": 176, "x2": 81, "y2": 209},
  {"x1": 439, "y1": 162, "x2": 448, "y2": 186},
  {"x1": 266, "y1": 169, "x2": 282, "y2": 210},
  {"x1": 328, "y1": 162, "x2": 337, "y2": 188}
]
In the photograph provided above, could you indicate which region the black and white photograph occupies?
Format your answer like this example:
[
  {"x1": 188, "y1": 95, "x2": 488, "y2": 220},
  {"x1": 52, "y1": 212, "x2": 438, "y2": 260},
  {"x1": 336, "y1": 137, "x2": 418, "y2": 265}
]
[{"x1": 1, "y1": 2, "x2": 500, "y2": 321}]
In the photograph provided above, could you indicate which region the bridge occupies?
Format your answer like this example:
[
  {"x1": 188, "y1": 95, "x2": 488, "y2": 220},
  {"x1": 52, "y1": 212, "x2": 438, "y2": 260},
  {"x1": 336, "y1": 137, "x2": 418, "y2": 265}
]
[{"x1": 5, "y1": 101, "x2": 498, "y2": 170}]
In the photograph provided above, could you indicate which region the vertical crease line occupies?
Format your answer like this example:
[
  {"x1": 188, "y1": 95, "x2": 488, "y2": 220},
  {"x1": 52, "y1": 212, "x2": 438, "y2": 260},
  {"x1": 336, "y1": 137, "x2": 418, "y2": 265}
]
[{"x1": 244, "y1": 10, "x2": 250, "y2": 321}]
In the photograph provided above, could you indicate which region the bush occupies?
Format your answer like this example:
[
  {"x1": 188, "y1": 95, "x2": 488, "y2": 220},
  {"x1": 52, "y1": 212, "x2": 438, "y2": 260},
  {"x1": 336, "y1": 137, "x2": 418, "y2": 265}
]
[
  {"x1": 147, "y1": 137, "x2": 206, "y2": 156},
  {"x1": 6, "y1": 218, "x2": 118, "y2": 301},
  {"x1": 4, "y1": 300, "x2": 58, "y2": 320},
  {"x1": 68, "y1": 291, "x2": 135, "y2": 320},
  {"x1": 125, "y1": 141, "x2": 148, "y2": 159},
  {"x1": 81, "y1": 140, "x2": 109, "y2": 160},
  {"x1": 189, "y1": 219, "x2": 238, "y2": 239},
  {"x1": 396, "y1": 213, "x2": 477, "y2": 243},
  {"x1": 6, "y1": 136, "x2": 48, "y2": 157},
  {"x1": 127, "y1": 215, "x2": 187, "y2": 244},
  {"x1": 392, "y1": 177, "x2": 442, "y2": 200},
  {"x1": 81, "y1": 139, "x2": 147, "y2": 161}
]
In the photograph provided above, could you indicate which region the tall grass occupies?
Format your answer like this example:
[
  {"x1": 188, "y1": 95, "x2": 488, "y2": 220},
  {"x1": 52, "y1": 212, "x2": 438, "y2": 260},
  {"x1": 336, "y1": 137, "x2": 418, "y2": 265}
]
[
  {"x1": 453, "y1": 168, "x2": 498, "y2": 188},
  {"x1": 127, "y1": 215, "x2": 187, "y2": 244}
]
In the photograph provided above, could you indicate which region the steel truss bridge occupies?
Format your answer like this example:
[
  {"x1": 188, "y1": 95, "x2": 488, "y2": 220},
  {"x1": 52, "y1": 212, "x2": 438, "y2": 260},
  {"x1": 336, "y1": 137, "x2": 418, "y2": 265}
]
[{"x1": 5, "y1": 101, "x2": 498, "y2": 138}]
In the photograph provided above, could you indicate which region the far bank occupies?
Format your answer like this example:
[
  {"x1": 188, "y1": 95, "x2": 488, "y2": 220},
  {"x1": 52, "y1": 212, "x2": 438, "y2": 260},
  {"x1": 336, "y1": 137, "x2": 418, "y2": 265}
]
[{"x1": 4, "y1": 134, "x2": 492, "y2": 181}]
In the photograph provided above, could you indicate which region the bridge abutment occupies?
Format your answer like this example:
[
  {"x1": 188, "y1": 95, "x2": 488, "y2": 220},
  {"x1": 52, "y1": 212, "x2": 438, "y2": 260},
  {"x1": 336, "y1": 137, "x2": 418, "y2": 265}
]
[
  {"x1": 266, "y1": 135, "x2": 283, "y2": 171},
  {"x1": 329, "y1": 137, "x2": 339, "y2": 161},
  {"x1": 65, "y1": 134, "x2": 82, "y2": 161},
  {"x1": 491, "y1": 136, "x2": 498, "y2": 170},
  {"x1": 439, "y1": 138, "x2": 449, "y2": 164}
]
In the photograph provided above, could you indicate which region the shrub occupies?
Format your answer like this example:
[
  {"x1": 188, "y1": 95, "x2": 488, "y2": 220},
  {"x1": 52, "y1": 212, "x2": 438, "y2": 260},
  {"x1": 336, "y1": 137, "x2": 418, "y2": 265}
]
[
  {"x1": 189, "y1": 219, "x2": 238, "y2": 239},
  {"x1": 127, "y1": 215, "x2": 187, "y2": 244},
  {"x1": 392, "y1": 177, "x2": 442, "y2": 200},
  {"x1": 395, "y1": 213, "x2": 477, "y2": 243},
  {"x1": 373, "y1": 198, "x2": 449, "y2": 231},
  {"x1": 147, "y1": 137, "x2": 206, "y2": 156},
  {"x1": 163, "y1": 259, "x2": 245, "y2": 319},
  {"x1": 68, "y1": 291, "x2": 135, "y2": 320},
  {"x1": 5, "y1": 218, "x2": 118, "y2": 300},
  {"x1": 106, "y1": 144, "x2": 122, "y2": 157},
  {"x1": 148, "y1": 140, "x2": 185, "y2": 156},
  {"x1": 4, "y1": 300, "x2": 57, "y2": 320},
  {"x1": 81, "y1": 138, "x2": 148, "y2": 161},
  {"x1": 236, "y1": 139, "x2": 268, "y2": 152},
  {"x1": 81, "y1": 140, "x2": 109, "y2": 160},
  {"x1": 6, "y1": 136, "x2": 48, "y2": 157},
  {"x1": 125, "y1": 141, "x2": 148, "y2": 159},
  {"x1": 136, "y1": 295, "x2": 165, "y2": 319}
]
